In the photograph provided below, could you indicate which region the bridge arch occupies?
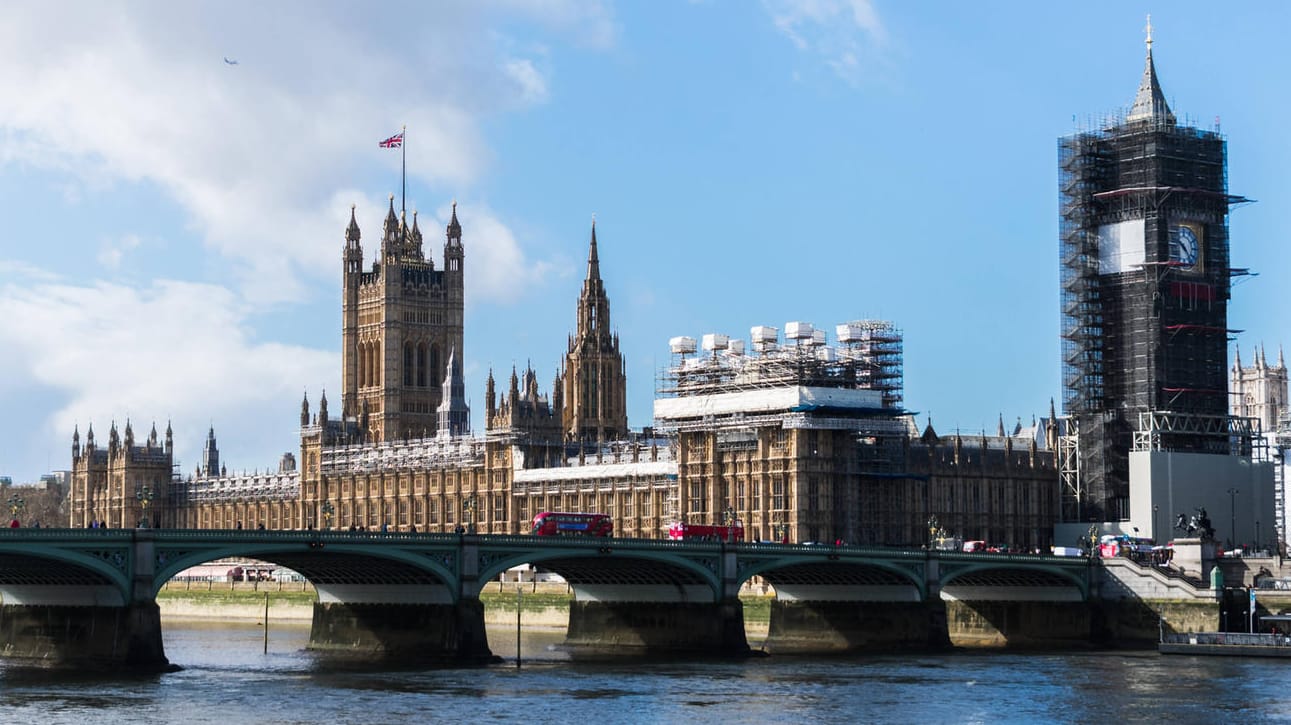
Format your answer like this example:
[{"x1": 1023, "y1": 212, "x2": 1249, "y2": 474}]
[
  {"x1": 939, "y1": 561, "x2": 1090, "y2": 601},
  {"x1": 474, "y1": 541, "x2": 724, "y2": 601},
  {"x1": 0, "y1": 541, "x2": 133, "y2": 605},
  {"x1": 739, "y1": 554, "x2": 927, "y2": 600},
  {"x1": 152, "y1": 542, "x2": 460, "y2": 600}
]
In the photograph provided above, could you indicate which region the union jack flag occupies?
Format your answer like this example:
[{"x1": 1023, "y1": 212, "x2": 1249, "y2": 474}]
[{"x1": 378, "y1": 132, "x2": 404, "y2": 148}]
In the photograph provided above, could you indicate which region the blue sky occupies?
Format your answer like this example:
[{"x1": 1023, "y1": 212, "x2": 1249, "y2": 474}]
[{"x1": 1, "y1": 1, "x2": 1287, "y2": 483}]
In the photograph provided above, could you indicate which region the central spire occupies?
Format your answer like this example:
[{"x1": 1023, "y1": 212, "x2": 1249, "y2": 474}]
[
  {"x1": 586, "y1": 215, "x2": 600, "y2": 281},
  {"x1": 1126, "y1": 14, "x2": 1175, "y2": 125}
]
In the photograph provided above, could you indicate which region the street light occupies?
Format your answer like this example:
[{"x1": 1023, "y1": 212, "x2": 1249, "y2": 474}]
[
  {"x1": 1153, "y1": 505, "x2": 1160, "y2": 543},
  {"x1": 722, "y1": 506, "x2": 736, "y2": 543},
  {"x1": 7, "y1": 493, "x2": 25, "y2": 526},
  {"x1": 136, "y1": 486, "x2": 155, "y2": 528},
  {"x1": 927, "y1": 515, "x2": 939, "y2": 550},
  {"x1": 321, "y1": 500, "x2": 334, "y2": 530},
  {"x1": 1227, "y1": 487, "x2": 1239, "y2": 549}
]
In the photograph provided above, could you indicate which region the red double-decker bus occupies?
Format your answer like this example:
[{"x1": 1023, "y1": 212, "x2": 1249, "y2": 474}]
[
  {"x1": 530, "y1": 512, "x2": 613, "y2": 537},
  {"x1": 668, "y1": 521, "x2": 744, "y2": 543}
]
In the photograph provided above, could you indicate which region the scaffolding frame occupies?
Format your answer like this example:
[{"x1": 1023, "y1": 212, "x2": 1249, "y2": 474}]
[{"x1": 1058, "y1": 112, "x2": 1243, "y2": 522}]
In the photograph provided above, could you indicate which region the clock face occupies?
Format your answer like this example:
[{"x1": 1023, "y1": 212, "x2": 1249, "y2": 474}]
[{"x1": 1170, "y1": 224, "x2": 1201, "y2": 270}]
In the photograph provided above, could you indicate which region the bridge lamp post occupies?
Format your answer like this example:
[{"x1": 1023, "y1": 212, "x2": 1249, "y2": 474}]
[
  {"x1": 321, "y1": 500, "x2": 335, "y2": 531},
  {"x1": 722, "y1": 507, "x2": 735, "y2": 543},
  {"x1": 135, "y1": 486, "x2": 155, "y2": 528},
  {"x1": 7, "y1": 493, "x2": 25, "y2": 525},
  {"x1": 1227, "y1": 487, "x2": 1239, "y2": 549},
  {"x1": 927, "y1": 515, "x2": 939, "y2": 550}
]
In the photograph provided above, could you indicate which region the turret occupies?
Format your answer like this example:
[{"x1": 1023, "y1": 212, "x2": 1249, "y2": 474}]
[
  {"x1": 345, "y1": 204, "x2": 363, "y2": 275},
  {"x1": 485, "y1": 369, "x2": 496, "y2": 420},
  {"x1": 72, "y1": 425, "x2": 80, "y2": 459},
  {"x1": 300, "y1": 391, "x2": 310, "y2": 428},
  {"x1": 381, "y1": 194, "x2": 400, "y2": 260},
  {"x1": 409, "y1": 209, "x2": 424, "y2": 258},
  {"x1": 435, "y1": 346, "x2": 470, "y2": 437},
  {"x1": 202, "y1": 426, "x2": 220, "y2": 477},
  {"x1": 165, "y1": 420, "x2": 173, "y2": 454},
  {"x1": 444, "y1": 200, "x2": 464, "y2": 274},
  {"x1": 124, "y1": 419, "x2": 135, "y2": 448},
  {"x1": 319, "y1": 389, "x2": 329, "y2": 425}
]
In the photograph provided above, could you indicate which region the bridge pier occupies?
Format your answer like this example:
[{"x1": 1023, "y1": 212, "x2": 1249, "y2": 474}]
[
  {"x1": 944, "y1": 600, "x2": 1093, "y2": 648},
  {"x1": 308, "y1": 599, "x2": 494, "y2": 663},
  {"x1": 764, "y1": 600, "x2": 946, "y2": 653},
  {"x1": 0, "y1": 601, "x2": 169, "y2": 669},
  {"x1": 564, "y1": 597, "x2": 750, "y2": 657},
  {"x1": 0, "y1": 530, "x2": 172, "y2": 671}
]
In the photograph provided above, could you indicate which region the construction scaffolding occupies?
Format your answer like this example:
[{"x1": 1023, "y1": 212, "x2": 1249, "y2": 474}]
[
  {"x1": 1058, "y1": 107, "x2": 1246, "y2": 523},
  {"x1": 657, "y1": 320, "x2": 904, "y2": 407}
]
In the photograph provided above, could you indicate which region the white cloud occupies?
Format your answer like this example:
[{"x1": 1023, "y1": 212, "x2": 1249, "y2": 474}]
[
  {"x1": 445, "y1": 202, "x2": 554, "y2": 306},
  {"x1": 0, "y1": 266, "x2": 335, "y2": 475},
  {"x1": 0, "y1": 2, "x2": 600, "y2": 306},
  {"x1": 97, "y1": 234, "x2": 141, "y2": 269},
  {"x1": 763, "y1": 0, "x2": 889, "y2": 86},
  {"x1": 504, "y1": 58, "x2": 550, "y2": 105}
]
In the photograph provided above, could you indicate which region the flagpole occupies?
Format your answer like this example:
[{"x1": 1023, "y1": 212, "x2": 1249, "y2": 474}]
[{"x1": 401, "y1": 124, "x2": 407, "y2": 215}]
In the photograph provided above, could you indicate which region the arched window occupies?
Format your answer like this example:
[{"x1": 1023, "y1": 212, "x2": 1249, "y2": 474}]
[
  {"x1": 430, "y1": 344, "x2": 441, "y2": 387},
  {"x1": 404, "y1": 343, "x2": 414, "y2": 386},
  {"x1": 416, "y1": 343, "x2": 427, "y2": 387}
]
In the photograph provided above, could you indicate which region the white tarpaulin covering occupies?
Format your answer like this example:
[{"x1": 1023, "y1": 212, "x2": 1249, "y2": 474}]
[
  {"x1": 1097, "y1": 219, "x2": 1145, "y2": 274},
  {"x1": 653, "y1": 386, "x2": 883, "y2": 421},
  {"x1": 513, "y1": 459, "x2": 677, "y2": 483}
]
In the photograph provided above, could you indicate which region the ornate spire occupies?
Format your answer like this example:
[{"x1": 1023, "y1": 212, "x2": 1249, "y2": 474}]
[
  {"x1": 485, "y1": 368, "x2": 496, "y2": 419},
  {"x1": 300, "y1": 390, "x2": 310, "y2": 428},
  {"x1": 1280, "y1": 345, "x2": 1286, "y2": 369},
  {"x1": 346, "y1": 203, "x2": 361, "y2": 243},
  {"x1": 382, "y1": 193, "x2": 399, "y2": 246},
  {"x1": 587, "y1": 215, "x2": 600, "y2": 281},
  {"x1": 446, "y1": 199, "x2": 462, "y2": 242},
  {"x1": 1126, "y1": 15, "x2": 1175, "y2": 125},
  {"x1": 436, "y1": 346, "x2": 470, "y2": 437}
]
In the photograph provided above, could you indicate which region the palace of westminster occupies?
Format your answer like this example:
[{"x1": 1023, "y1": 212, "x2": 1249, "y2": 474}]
[
  {"x1": 66, "y1": 31, "x2": 1291, "y2": 550},
  {"x1": 66, "y1": 191, "x2": 1059, "y2": 548}
]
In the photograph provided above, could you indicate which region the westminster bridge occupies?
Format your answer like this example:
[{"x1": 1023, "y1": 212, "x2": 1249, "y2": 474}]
[{"x1": 0, "y1": 528, "x2": 1204, "y2": 670}]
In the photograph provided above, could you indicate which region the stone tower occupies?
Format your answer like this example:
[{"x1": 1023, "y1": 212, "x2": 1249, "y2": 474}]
[
  {"x1": 68, "y1": 419, "x2": 173, "y2": 529},
  {"x1": 557, "y1": 219, "x2": 628, "y2": 443},
  {"x1": 1058, "y1": 24, "x2": 1243, "y2": 522},
  {"x1": 341, "y1": 198, "x2": 465, "y2": 442},
  {"x1": 1231, "y1": 345, "x2": 1288, "y2": 435}
]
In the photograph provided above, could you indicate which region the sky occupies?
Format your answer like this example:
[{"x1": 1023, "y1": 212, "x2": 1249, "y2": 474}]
[{"x1": 1, "y1": 1, "x2": 1288, "y2": 483}]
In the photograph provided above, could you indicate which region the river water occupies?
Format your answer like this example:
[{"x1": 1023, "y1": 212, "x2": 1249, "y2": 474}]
[{"x1": 0, "y1": 622, "x2": 1285, "y2": 723}]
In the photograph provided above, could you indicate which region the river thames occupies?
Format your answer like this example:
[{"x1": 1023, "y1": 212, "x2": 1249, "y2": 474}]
[{"x1": 0, "y1": 622, "x2": 1283, "y2": 723}]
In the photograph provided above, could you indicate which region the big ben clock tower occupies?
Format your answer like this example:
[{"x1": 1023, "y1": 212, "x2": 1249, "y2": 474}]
[{"x1": 1058, "y1": 18, "x2": 1251, "y2": 529}]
